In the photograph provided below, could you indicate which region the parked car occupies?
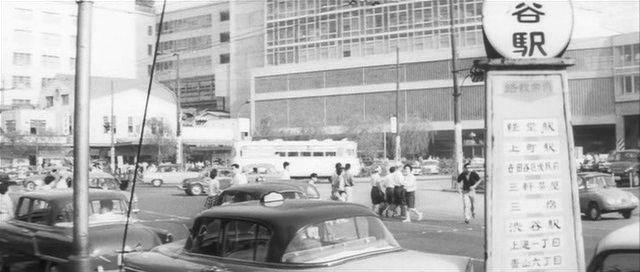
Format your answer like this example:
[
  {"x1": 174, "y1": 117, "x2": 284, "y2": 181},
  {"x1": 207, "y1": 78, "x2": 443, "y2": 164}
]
[
  {"x1": 23, "y1": 171, "x2": 122, "y2": 192},
  {"x1": 123, "y1": 196, "x2": 474, "y2": 272},
  {"x1": 421, "y1": 159, "x2": 441, "y2": 175},
  {"x1": 606, "y1": 149, "x2": 639, "y2": 186},
  {"x1": 180, "y1": 167, "x2": 233, "y2": 196},
  {"x1": 587, "y1": 222, "x2": 639, "y2": 272},
  {"x1": 578, "y1": 172, "x2": 639, "y2": 220},
  {"x1": 143, "y1": 164, "x2": 201, "y2": 187},
  {"x1": 265, "y1": 179, "x2": 321, "y2": 200},
  {"x1": 213, "y1": 183, "x2": 310, "y2": 207},
  {"x1": 0, "y1": 189, "x2": 172, "y2": 272}
]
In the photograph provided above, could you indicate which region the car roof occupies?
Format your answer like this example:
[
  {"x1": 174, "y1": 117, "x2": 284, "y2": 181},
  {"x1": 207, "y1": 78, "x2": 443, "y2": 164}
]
[
  {"x1": 595, "y1": 222, "x2": 640, "y2": 253},
  {"x1": 18, "y1": 189, "x2": 126, "y2": 202},
  {"x1": 221, "y1": 183, "x2": 302, "y2": 195}
]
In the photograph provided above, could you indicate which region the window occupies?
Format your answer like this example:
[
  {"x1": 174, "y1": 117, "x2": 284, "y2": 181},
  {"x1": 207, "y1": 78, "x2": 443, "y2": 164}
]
[
  {"x1": 128, "y1": 116, "x2": 134, "y2": 133},
  {"x1": 41, "y1": 78, "x2": 55, "y2": 88},
  {"x1": 364, "y1": 8, "x2": 384, "y2": 35},
  {"x1": 287, "y1": 151, "x2": 299, "y2": 157},
  {"x1": 220, "y1": 32, "x2": 230, "y2": 43},
  {"x1": 325, "y1": 151, "x2": 337, "y2": 157},
  {"x1": 301, "y1": 152, "x2": 312, "y2": 157},
  {"x1": 220, "y1": 53, "x2": 230, "y2": 64},
  {"x1": 341, "y1": 11, "x2": 360, "y2": 37},
  {"x1": 220, "y1": 10, "x2": 229, "y2": 21},
  {"x1": 30, "y1": 120, "x2": 46, "y2": 135},
  {"x1": 601, "y1": 252, "x2": 640, "y2": 272},
  {"x1": 42, "y1": 55, "x2": 60, "y2": 69},
  {"x1": 275, "y1": 151, "x2": 286, "y2": 157},
  {"x1": 147, "y1": 25, "x2": 153, "y2": 36},
  {"x1": 147, "y1": 44, "x2": 152, "y2": 56},
  {"x1": 312, "y1": 152, "x2": 324, "y2": 157},
  {"x1": 222, "y1": 220, "x2": 271, "y2": 262},
  {"x1": 46, "y1": 96, "x2": 54, "y2": 107},
  {"x1": 190, "y1": 218, "x2": 223, "y2": 255},
  {"x1": 618, "y1": 75, "x2": 639, "y2": 94},
  {"x1": 61, "y1": 94, "x2": 69, "y2": 105},
  {"x1": 158, "y1": 35, "x2": 212, "y2": 54},
  {"x1": 13, "y1": 76, "x2": 31, "y2": 89},
  {"x1": 5, "y1": 120, "x2": 16, "y2": 133},
  {"x1": 13, "y1": 52, "x2": 31, "y2": 66},
  {"x1": 16, "y1": 198, "x2": 51, "y2": 224},
  {"x1": 103, "y1": 116, "x2": 110, "y2": 134},
  {"x1": 158, "y1": 14, "x2": 212, "y2": 34}
]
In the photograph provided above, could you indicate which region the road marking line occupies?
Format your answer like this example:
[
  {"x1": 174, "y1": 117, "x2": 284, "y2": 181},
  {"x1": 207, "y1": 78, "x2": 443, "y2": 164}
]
[{"x1": 139, "y1": 209, "x2": 191, "y2": 220}]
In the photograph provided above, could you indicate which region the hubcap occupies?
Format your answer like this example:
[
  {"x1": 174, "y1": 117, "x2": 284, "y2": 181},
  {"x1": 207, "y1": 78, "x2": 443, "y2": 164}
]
[{"x1": 192, "y1": 185, "x2": 202, "y2": 195}]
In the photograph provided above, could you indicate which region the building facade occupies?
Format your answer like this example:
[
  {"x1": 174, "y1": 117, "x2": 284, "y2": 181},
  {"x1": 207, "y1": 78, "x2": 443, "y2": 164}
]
[
  {"x1": 251, "y1": 0, "x2": 640, "y2": 158},
  {"x1": 0, "y1": 1, "x2": 156, "y2": 107},
  {"x1": 151, "y1": 2, "x2": 231, "y2": 113}
]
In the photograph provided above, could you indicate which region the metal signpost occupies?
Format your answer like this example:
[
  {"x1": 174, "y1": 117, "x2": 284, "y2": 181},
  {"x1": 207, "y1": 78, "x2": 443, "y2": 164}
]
[{"x1": 482, "y1": 0, "x2": 585, "y2": 271}]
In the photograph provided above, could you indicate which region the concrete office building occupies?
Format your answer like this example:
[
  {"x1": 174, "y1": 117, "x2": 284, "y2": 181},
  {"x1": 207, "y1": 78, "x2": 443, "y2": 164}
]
[
  {"x1": 152, "y1": 1, "x2": 231, "y2": 113},
  {"x1": 250, "y1": 0, "x2": 640, "y2": 157}
]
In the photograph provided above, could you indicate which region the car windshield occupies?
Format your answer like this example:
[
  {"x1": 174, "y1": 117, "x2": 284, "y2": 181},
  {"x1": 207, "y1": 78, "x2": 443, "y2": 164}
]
[
  {"x1": 608, "y1": 151, "x2": 639, "y2": 162},
  {"x1": 282, "y1": 216, "x2": 399, "y2": 264},
  {"x1": 583, "y1": 176, "x2": 616, "y2": 189}
]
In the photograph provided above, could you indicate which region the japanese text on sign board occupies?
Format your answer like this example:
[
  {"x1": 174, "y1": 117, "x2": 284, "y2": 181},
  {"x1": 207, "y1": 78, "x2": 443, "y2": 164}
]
[{"x1": 511, "y1": 2, "x2": 547, "y2": 57}]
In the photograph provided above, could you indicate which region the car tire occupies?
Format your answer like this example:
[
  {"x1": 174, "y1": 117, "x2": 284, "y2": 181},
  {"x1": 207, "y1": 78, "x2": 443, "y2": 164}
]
[
  {"x1": 587, "y1": 202, "x2": 601, "y2": 221},
  {"x1": 190, "y1": 184, "x2": 203, "y2": 195},
  {"x1": 25, "y1": 181, "x2": 37, "y2": 192},
  {"x1": 621, "y1": 209, "x2": 633, "y2": 219},
  {"x1": 151, "y1": 179, "x2": 163, "y2": 187}
]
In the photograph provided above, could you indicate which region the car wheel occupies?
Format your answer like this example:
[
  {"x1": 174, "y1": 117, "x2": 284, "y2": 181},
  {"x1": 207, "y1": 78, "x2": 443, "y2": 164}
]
[
  {"x1": 151, "y1": 179, "x2": 163, "y2": 187},
  {"x1": 190, "y1": 184, "x2": 203, "y2": 195},
  {"x1": 587, "y1": 202, "x2": 601, "y2": 221},
  {"x1": 25, "y1": 181, "x2": 37, "y2": 192},
  {"x1": 621, "y1": 209, "x2": 633, "y2": 219}
]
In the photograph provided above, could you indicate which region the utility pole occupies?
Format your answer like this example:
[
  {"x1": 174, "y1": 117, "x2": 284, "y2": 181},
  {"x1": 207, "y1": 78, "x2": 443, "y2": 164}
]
[
  {"x1": 394, "y1": 47, "x2": 401, "y2": 162},
  {"x1": 449, "y1": 0, "x2": 463, "y2": 188},
  {"x1": 69, "y1": 1, "x2": 92, "y2": 271},
  {"x1": 110, "y1": 80, "x2": 115, "y2": 174},
  {"x1": 174, "y1": 53, "x2": 183, "y2": 166}
]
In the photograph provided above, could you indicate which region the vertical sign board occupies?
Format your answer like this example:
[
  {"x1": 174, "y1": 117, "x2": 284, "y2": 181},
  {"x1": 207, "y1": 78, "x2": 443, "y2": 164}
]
[{"x1": 486, "y1": 70, "x2": 584, "y2": 271}]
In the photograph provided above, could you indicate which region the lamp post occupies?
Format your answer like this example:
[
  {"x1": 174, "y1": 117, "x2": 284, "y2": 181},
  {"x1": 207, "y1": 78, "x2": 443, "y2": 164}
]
[
  {"x1": 173, "y1": 53, "x2": 183, "y2": 166},
  {"x1": 394, "y1": 47, "x2": 401, "y2": 162}
]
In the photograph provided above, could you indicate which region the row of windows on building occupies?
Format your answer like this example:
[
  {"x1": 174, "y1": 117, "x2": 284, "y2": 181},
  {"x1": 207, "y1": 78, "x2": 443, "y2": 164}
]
[
  {"x1": 617, "y1": 74, "x2": 640, "y2": 95},
  {"x1": 266, "y1": 0, "x2": 482, "y2": 47},
  {"x1": 156, "y1": 33, "x2": 230, "y2": 55},
  {"x1": 156, "y1": 10, "x2": 229, "y2": 35},
  {"x1": 149, "y1": 54, "x2": 229, "y2": 75},
  {"x1": 614, "y1": 44, "x2": 640, "y2": 67},
  {"x1": 12, "y1": 8, "x2": 77, "y2": 26},
  {"x1": 12, "y1": 53, "x2": 75, "y2": 70},
  {"x1": 4, "y1": 119, "x2": 50, "y2": 135},
  {"x1": 11, "y1": 71, "x2": 75, "y2": 90},
  {"x1": 44, "y1": 94, "x2": 70, "y2": 107},
  {"x1": 266, "y1": 25, "x2": 483, "y2": 65},
  {"x1": 12, "y1": 29, "x2": 76, "y2": 50}
]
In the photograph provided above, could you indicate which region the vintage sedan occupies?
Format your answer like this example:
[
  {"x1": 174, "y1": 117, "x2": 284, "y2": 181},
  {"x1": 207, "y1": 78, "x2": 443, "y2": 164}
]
[
  {"x1": 123, "y1": 197, "x2": 474, "y2": 272},
  {"x1": 0, "y1": 189, "x2": 172, "y2": 272},
  {"x1": 23, "y1": 170, "x2": 121, "y2": 192},
  {"x1": 264, "y1": 179, "x2": 321, "y2": 200},
  {"x1": 180, "y1": 167, "x2": 233, "y2": 196},
  {"x1": 587, "y1": 222, "x2": 639, "y2": 272},
  {"x1": 213, "y1": 183, "x2": 309, "y2": 206},
  {"x1": 578, "y1": 172, "x2": 639, "y2": 220},
  {"x1": 143, "y1": 164, "x2": 201, "y2": 187}
]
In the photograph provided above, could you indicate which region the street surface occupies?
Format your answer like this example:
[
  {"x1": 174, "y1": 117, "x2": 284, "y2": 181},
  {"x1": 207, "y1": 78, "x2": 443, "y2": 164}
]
[{"x1": 5, "y1": 176, "x2": 639, "y2": 271}]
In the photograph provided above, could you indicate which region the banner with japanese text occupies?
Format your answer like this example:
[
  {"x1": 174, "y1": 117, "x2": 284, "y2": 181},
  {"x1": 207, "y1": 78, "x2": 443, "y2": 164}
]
[{"x1": 486, "y1": 71, "x2": 584, "y2": 271}]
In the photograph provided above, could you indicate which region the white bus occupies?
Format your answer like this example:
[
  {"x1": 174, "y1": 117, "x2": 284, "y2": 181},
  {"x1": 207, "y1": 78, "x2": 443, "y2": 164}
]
[{"x1": 231, "y1": 139, "x2": 361, "y2": 179}]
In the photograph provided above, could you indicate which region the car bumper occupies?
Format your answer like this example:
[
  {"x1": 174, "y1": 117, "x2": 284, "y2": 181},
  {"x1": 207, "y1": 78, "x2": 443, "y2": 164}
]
[{"x1": 602, "y1": 203, "x2": 638, "y2": 212}]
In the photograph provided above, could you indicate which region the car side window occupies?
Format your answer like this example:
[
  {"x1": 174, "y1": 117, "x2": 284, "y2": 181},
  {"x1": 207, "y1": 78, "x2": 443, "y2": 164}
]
[
  {"x1": 16, "y1": 198, "x2": 51, "y2": 225},
  {"x1": 600, "y1": 252, "x2": 640, "y2": 272},
  {"x1": 222, "y1": 220, "x2": 271, "y2": 262},
  {"x1": 190, "y1": 218, "x2": 223, "y2": 256}
]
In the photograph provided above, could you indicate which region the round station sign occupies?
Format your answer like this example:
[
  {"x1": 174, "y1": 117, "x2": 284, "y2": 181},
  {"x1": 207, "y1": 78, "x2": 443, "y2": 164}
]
[{"x1": 483, "y1": 0, "x2": 574, "y2": 59}]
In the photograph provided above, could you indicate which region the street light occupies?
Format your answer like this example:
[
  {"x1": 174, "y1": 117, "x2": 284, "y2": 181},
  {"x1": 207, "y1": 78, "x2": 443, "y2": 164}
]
[{"x1": 173, "y1": 53, "x2": 183, "y2": 166}]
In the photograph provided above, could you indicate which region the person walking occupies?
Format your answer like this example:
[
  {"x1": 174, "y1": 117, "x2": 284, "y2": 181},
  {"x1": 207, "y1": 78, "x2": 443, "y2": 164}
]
[
  {"x1": 281, "y1": 161, "x2": 291, "y2": 180},
  {"x1": 231, "y1": 163, "x2": 248, "y2": 186},
  {"x1": 369, "y1": 166, "x2": 385, "y2": 215},
  {"x1": 382, "y1": 166, "x2": 398, "y2": 217},
  {"x1": 203, "y1": 169, "x2": 221, "y2": 209},
  {"x1": 0, "y1": 179, "x2": 14, "y2": 222},
  {"x1": 330, "y1": 163, "x2": 346, "y2": 201},
  {"x1": 457, "y1": 163, "x2": 482, "y2": 224},
  {"x1": 393, "y1": 164, "x2": 406, "y2": 219},
  {"x1": 401, "y1": 164, "x2": 423, "y2": 223},
  {"x1": 343, "y1": 163, "x2": 355, "y2": 202}
]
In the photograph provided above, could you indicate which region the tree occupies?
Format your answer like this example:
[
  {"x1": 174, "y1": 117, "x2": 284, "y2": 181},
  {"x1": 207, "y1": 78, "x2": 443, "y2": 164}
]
[
  {"x1": 399, "y1": 116, "x2": 435, "y2": 160},
  {"x1": 145, "y1": 117, "x2": 176, "y2": 164}
]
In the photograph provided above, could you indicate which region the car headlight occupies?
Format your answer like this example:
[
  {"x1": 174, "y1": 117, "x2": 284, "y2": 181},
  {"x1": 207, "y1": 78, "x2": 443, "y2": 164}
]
[{"x1": 630, "y1": 195, "x2": 639, "y2": 204}]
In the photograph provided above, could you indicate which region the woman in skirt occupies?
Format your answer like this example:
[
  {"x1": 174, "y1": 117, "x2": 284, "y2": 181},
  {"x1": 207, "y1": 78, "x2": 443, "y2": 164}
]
[
  {"x1": 203, "y1": 169, "x2": 221, "y2": 209},
  {"x1": 401, "y1": 164, "x2": 423, "y2": 223},
  {"x1": 369, "y1": 166, "x2": 385, "y2": 215}
]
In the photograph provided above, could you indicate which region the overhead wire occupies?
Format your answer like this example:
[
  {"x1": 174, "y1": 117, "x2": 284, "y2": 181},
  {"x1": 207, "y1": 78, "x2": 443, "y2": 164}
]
[{"x1": 118, "y1": 0, "x2": 168, "y2": 270}]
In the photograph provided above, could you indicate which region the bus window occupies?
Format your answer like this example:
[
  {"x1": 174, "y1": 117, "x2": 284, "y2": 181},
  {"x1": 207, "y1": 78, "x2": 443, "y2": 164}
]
[
  {"x1": 287, "y1": 152, "x2": 299, "y2": 157},
  {"x1": 346, "y1": 149, "x2": 356, "y2": 156},
  {"x1": 312, "y1": 152, "x2": 324, "y2": 157},
  {"x1": 301, "y1": 152, "x2": 311, "y2": 157},
  {"x1": 275, "y1": 152, "x2": 286, "y2": 157},
  {"x1": 325, "y1": 152, "x2": 337, "y2": 157}
]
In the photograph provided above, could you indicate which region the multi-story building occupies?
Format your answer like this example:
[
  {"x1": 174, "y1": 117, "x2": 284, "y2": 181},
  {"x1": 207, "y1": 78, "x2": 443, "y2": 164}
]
[
  {"x1": 0, "y1": 1, "x2": 156, "y2": 108},
  {"x1": 250, "y1": 0, "x2": 639, "y2": 157},
  {"x1": 151, "y1": 2, "x2": 231, "y2": 113}
]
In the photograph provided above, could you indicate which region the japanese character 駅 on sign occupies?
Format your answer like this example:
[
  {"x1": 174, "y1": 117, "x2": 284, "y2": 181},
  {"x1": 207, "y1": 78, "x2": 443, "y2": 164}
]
[{"x1": 482, "y1": 0, "x2": 573, "y2": 59}]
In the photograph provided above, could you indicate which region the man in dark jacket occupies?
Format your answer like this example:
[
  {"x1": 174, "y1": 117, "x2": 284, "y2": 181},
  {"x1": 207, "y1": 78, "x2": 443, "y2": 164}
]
[{"x1": 457, "y1": 163, "x2": 481, "y2": 224}]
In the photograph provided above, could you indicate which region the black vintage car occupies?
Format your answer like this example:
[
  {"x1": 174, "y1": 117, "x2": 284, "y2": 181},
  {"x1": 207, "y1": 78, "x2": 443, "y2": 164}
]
[
  {"x1": 0, "y1": 189, "x2": 172, "y2": 272},
  {"x1": 123, "y1": 197, "x2": 473, "y2": 272}
]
